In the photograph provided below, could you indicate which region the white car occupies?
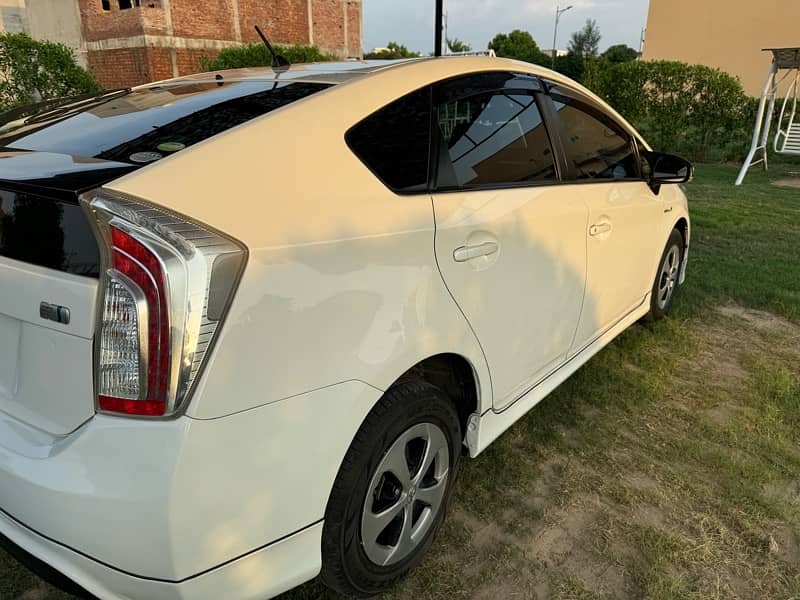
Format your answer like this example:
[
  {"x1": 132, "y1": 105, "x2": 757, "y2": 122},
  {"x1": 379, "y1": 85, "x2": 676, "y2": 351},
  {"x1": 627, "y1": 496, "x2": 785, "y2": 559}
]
[{"x1": 0, "y1": 56, "x2": 690, "y2": 599}]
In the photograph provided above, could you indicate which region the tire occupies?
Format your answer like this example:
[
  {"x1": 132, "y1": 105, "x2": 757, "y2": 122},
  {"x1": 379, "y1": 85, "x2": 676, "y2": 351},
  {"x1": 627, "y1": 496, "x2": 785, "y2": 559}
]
[
  {"x1": 646, "y1": 228, "x2": 684, "y2": 321},
  {"x1": 320, "y1": 379, "x2": 462, "y2": 598}
]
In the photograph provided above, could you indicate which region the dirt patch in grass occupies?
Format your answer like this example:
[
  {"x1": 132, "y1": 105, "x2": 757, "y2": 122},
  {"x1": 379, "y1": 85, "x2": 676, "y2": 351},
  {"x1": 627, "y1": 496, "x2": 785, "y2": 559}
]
[{"x1": 771, "y1": 178, "x2": 800, "y2": 189}]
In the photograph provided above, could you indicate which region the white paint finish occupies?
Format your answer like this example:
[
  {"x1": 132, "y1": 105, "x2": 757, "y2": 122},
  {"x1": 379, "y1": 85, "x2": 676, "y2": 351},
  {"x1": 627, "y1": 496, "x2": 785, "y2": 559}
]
[
  {"x1": 186, "y1": 222, "x2": 492, "y2": 419},
  {"x1": 570, "y1": 181, "x2": 664, "y2": 350},
  {"x1": 0, "y1": 257, "x2": 97, "y2": 435},
  {"x1": 433, "y1": 186, "x2": 588, "y2": 408},
  {"x1": 0, "y1": 381, "x2": 379, "y2": 580},
  {"x1": 470, "y1": 298, "x2": 651, "y2": 455},
  {"x1": 0, "y1": 57, "x2": 692, "y2": 598},
  {"x1": 0, "y1": 508, "x2": 323, "y2": 600}
]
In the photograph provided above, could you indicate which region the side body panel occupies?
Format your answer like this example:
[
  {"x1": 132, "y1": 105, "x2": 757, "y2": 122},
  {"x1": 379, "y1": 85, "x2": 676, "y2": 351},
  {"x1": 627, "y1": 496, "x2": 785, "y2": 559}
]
[
  {"x1": 432, "y1": 186, "x2": 587, "y2": 409},
  {"x1": 570, "y1": 181, "x2": 663, "y2": 352}
]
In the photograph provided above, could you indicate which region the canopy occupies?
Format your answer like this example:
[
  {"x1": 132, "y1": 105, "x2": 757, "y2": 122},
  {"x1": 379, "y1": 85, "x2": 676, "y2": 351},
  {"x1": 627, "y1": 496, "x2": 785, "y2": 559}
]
[{"x1": 764, "y1": 48, "x2": 800, "y2": 70}]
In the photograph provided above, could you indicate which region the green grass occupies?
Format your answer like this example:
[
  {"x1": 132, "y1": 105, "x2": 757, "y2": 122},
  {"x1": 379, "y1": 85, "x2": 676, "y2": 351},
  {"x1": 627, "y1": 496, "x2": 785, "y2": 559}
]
[{"x1": 2, "y1": 164, "x2": 799, "y2": 600}]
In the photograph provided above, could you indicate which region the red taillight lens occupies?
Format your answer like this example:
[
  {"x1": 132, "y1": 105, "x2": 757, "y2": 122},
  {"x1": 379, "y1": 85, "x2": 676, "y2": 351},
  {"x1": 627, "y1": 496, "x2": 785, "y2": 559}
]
[
  {"x1": 82, "y1": 190, "x2": 246, "y2": 418},
  {"x1": 96, "y1": 227, "x2": 170, "y2": 416}
]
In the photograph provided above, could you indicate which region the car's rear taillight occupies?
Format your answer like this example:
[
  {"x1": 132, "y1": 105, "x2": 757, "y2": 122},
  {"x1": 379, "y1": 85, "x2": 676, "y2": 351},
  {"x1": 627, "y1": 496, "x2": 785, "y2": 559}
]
[{"x1": 81, "y1": 189, "x2": 247, "y2": 417}]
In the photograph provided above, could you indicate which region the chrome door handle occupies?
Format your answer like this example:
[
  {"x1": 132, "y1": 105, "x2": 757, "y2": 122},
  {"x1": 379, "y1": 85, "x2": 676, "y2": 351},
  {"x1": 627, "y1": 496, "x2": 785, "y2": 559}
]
[
  {"x1": 453, "y1": 242, "x2": 499, "y2": 262},
  {"x1": 589, "y1": 222, "x2": 612, "y2": 236}
]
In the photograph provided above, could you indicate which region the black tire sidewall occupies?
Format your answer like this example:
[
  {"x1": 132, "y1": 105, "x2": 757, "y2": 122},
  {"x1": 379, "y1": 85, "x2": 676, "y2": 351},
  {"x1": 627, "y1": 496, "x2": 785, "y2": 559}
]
[
  {"x1": 649, "y1": 228, "x2": 684, "y2": 320},
  {"x1": 321, "y1": 380, "x2": 462, "y2": 597}
]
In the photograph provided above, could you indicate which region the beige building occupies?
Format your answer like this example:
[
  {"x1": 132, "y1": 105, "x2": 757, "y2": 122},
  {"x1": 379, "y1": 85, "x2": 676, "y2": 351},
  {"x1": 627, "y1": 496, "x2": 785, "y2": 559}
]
[{"x1": 644, "y1": 0, "x2": 800, "y2": 96}]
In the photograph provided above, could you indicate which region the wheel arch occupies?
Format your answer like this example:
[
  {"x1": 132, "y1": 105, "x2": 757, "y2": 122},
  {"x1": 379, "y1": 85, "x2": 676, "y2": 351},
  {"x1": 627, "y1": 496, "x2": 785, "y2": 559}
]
[{"x1": 395, "y1": 353, "x2": 484, "y2": 448}]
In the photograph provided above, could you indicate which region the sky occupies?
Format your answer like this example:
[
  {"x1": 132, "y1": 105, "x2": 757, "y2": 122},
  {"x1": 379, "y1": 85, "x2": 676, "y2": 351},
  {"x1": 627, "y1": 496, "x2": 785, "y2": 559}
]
[{"x1": 363, "y1": 0, "x2": 650, "y2": 55}]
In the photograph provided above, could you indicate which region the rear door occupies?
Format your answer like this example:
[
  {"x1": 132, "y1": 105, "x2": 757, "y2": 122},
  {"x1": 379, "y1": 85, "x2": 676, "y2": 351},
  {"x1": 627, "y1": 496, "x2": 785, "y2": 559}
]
[{"x1": 431, "y1": 73, "x2": 588, "y2": 409}]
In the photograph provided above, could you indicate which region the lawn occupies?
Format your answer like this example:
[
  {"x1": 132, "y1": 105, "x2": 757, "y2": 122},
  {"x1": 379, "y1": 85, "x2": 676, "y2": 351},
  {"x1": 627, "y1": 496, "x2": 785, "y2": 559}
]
[{"x1": 3, "y1": 163, "x2": 799, "y2": 600}]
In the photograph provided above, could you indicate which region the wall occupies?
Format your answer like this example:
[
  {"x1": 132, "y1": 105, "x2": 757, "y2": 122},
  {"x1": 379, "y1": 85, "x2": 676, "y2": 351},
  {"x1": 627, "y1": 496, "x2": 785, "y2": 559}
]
[
  {"x1": 25, "y1": 0, "x2": 85, "y2": 65},
  {"x1": 74, "y1": 0, "x2": 362, "y2": 88},
  {"x1": 0, "y1": 0, "x2": 27, "y2": 34},
  {"x1": 644, "y1": 0, "x2": 800, "y2": 96}
]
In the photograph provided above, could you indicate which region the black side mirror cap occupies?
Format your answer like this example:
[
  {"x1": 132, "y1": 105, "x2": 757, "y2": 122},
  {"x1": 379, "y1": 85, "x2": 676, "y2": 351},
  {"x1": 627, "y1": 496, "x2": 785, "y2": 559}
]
[{"x1": 641, "y1": 150, "x2": 693, "y2": 194}]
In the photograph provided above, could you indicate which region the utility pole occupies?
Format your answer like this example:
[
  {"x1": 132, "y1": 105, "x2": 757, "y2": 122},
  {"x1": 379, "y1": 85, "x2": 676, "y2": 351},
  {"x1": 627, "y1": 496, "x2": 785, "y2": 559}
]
[
  {"x1": 551, "y1": 4, "x2": 573, "y2": 68},
  {"x1": 435, "y1": 0, "x2": 444, "y2": 57}
]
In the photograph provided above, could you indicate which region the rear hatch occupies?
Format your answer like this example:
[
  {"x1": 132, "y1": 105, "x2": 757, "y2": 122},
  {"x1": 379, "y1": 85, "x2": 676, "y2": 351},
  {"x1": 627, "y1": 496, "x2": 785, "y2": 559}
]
[
  {"x1": 0, "y1": 153, "x2": 134, "y2": 435},
  {"x1": 0, "y1": 77, "x2": 332, "y2": 435}
]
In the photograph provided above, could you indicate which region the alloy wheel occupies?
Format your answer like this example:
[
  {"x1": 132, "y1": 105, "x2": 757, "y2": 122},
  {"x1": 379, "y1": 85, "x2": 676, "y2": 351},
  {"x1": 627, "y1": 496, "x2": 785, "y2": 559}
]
[
  {"x1": 657, "y1": 244, "x2": 681, "y2": 309},
  {"x1": 360, "y1": 422, "x2": 450, "y2": 566}
]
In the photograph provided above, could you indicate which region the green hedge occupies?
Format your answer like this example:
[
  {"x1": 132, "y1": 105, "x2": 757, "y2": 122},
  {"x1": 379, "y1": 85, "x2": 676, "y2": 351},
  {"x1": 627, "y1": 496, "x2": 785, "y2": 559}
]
[
  {"x1": 0, "y1": 33, "x2": 101, "y2": 111},
  {"x1": 200, "y1": 43, "x2": 337, "y2": 71},
  {"x1": 584, "y1": 59, "x2": 758, "y2": 162}
]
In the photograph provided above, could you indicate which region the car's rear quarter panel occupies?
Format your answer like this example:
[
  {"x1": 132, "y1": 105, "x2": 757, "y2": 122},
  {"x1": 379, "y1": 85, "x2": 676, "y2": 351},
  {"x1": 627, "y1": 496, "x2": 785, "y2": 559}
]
[{"x1": 105, "y1": 61, "x2": 504, "y2": 420}]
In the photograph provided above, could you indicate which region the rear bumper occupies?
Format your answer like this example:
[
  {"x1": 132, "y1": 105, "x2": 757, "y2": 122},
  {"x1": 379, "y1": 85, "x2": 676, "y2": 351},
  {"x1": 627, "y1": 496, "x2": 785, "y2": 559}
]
[
  {"x1": 0, "y1": 509, "x2": 323, "y2": 600},
  {"x1": 0, "y1": 379, "x2": 382, "y2": 596}
]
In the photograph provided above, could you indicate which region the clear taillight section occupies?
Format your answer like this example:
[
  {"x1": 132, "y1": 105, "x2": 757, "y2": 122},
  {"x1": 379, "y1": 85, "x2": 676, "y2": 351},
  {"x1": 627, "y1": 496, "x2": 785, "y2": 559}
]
[{"x1": 81, "y1": 189, "x2": 247, "y2": 417}]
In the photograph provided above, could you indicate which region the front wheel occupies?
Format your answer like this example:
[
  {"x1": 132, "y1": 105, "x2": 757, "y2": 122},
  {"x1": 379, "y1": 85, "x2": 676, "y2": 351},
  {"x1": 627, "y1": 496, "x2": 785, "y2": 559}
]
[
  {"x1": 320, "y1": 380, "x2": 461, "y2": 598},
  {"x1": 647, "y1": 228, "x2": 684, "y2": 321}
]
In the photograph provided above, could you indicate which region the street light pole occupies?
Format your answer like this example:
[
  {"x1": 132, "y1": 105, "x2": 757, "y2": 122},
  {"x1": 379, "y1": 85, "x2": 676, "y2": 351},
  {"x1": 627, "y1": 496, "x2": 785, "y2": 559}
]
[
  {"x1": 435, "y1": 0, "x2": 444, "y2": 57},
  {"x1": 551, "y1": 4, "x2": 573, "y2": 68}
]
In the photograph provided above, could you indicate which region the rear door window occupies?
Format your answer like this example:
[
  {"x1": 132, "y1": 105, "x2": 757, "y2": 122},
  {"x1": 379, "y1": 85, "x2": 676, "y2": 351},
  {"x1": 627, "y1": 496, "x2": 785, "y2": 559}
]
[{"x1": 435, "y1": 90, "x2": 556, "y2": 189}]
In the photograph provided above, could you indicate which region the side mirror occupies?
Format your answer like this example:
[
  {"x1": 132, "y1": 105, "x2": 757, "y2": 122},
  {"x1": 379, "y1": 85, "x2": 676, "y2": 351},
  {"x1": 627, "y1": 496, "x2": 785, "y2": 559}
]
[{"x1": 641, "y1": 151, "x2": 693, "y2": 194}]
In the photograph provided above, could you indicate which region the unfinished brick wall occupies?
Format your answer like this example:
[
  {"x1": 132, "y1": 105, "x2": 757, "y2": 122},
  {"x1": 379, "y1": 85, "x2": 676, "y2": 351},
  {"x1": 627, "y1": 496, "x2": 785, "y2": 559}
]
[
  {"x1": 311, "y1": 0, "x2": 344, "y2": 54},
  {"x1": 79, "y1": 0, "x2": 361, "y2": 89},
  {"x1": 78, "y1": 1, "x2": 166, "y2": 41},
  {"x1": 86, "y1": 47, "x2": 152, "y2": 88},
  {"x1": 238, "y1": 0, "x2": 310, "y2": 45},
  {"x1": 169, "y1": 0, "x2": 237, "y2": 40}
]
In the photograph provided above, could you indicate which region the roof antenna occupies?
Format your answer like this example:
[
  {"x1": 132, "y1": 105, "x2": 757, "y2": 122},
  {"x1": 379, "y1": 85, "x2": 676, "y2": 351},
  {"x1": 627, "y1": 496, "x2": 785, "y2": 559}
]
[{"x1": 255, "y1": 25, "x2": 291, "y2": 72}]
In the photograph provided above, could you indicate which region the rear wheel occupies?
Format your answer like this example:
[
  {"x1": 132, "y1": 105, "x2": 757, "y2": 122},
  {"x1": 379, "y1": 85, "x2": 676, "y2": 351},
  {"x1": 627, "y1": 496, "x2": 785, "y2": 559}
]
[
  {"x1": 647, "y1": 228, "x2": 684, "y2": 321},
  {"x1": 320, "y1": 380, "x2": 461, "y2": 598}
]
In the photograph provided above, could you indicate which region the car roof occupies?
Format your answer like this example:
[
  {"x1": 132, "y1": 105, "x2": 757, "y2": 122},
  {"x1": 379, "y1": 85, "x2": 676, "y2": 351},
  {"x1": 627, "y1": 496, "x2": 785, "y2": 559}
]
[{"x1": 140, "y1": 58, "x2": 421, "y2": 88}]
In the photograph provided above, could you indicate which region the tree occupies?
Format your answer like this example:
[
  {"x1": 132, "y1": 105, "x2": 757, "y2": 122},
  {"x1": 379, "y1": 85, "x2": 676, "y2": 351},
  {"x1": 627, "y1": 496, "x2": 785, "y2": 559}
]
[
  {"x1": 446, "y1": 38, "x2": 471, "y2": 53},
  {"x1": 488, "y1": 30, "x2": 549, "y2": 65},
  {"x1": 603, "y1": 44, "x2": 638, "y2": 63},
  {"x1": 568, "y1": 19, "x2": 602, "y2": 58},
  {"x1": 364, "y1": 42, "x2": 421, "y2": 60},
  {"x1": 553, "y1": 52, "x2": 585, "y2": 82},
  {"x1": 0, "y1": 33, "x2": 101, "y2": 110}
]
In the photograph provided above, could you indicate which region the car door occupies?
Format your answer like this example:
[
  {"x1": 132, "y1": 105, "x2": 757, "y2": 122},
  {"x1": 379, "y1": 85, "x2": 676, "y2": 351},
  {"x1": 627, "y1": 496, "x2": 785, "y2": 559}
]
[
  {"x1": 544, "y1": 89, "x2": 664, "y2": 353},
  {"x1": 431, "y1": 72, "x2": 588, "y2": 410}
]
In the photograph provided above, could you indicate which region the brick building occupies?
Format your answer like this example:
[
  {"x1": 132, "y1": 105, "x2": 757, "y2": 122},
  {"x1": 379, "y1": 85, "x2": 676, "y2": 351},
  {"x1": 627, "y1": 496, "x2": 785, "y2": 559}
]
[{"x1": 11, "y1": 0, "x2": 362, "y2": 89}]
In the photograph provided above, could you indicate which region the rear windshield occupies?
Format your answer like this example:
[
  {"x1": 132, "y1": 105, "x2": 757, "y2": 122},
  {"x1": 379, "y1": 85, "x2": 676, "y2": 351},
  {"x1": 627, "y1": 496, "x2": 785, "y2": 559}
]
[
  {"x1": 0, "y1": 190, "x2": 100, "y2": 277},
  {"x1": 0, "y1": 80, "x2": 330, "y2": 165}
]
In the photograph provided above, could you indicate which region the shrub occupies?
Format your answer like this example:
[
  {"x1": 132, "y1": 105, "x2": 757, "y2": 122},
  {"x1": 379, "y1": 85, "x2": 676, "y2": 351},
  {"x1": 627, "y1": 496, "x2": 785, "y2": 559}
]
[
  {"x1": 201, "y1": 43, "x2": 337, "y2": 71},
  {"x1": 583, "y1": 59, "x2": 756, "y2": 162},
  {"x1": 364, "y1": 42, "x2": 421, "y2": 60},
  {"x1": 0, "y1": 33, "x2": 101, "y2": 111}
]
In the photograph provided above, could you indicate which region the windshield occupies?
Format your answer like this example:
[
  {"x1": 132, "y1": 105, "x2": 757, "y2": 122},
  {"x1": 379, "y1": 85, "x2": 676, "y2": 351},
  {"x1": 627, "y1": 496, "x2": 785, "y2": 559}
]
[{"x1": 0, "y1": 80, "x2": 330, "y2": 165}]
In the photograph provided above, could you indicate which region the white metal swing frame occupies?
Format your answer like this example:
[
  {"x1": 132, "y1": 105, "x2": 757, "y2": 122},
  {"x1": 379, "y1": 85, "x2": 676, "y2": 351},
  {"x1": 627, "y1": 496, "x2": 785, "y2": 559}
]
[{"x1": 736, "y1": 47, "x2": 800, "y2": 186}]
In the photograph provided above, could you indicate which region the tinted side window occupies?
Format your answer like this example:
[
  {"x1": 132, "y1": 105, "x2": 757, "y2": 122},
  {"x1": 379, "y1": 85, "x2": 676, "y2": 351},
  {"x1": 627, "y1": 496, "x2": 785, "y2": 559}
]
[
  {"x1": 553, "y1": 96, "x2": 639, "y2": 180},
  {"x1": 435, "y1": 91, "x2": 556, "y2": 189},
  {"x1": 346, "y1": 87, "x2": 431, "y2": 193}
]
